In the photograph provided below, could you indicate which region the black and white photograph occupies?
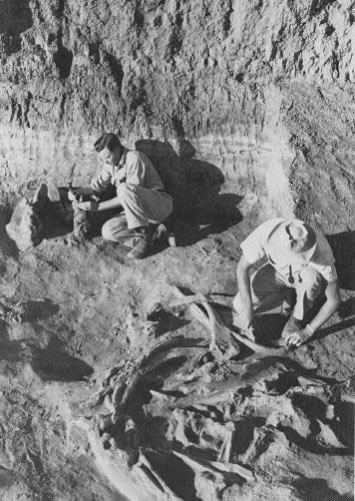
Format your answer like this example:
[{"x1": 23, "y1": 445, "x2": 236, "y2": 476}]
[{"x1": 0, "y1": 0, "x2": 354, "y2": 499}]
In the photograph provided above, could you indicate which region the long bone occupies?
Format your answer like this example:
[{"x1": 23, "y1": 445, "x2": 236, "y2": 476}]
[
  {"x1": 172, "y1": 450, "x2": 254, "y2": 482},
  {"x1": 137, "y1": 451, "x2": 184, "y2": 500},
  {"x1": 171, "y1": 287, "x2": 319, "y2": 373},
  {"x1": 171, "y1": 286, "x2": 295, "y2": 356},
  {"x1": 171, "y1": 287, "x2": 240, "y2": 360}
]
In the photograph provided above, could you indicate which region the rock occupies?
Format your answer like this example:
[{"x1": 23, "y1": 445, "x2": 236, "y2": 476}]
[
  {"x1": 6, "y1": 197, "x2": 44, "y2": 251},
  {"x1": 6, "y1": 183, "x2": 74, "y2": 251}
]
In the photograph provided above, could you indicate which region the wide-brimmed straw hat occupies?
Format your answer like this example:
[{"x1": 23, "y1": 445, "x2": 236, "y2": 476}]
[{"x1": 266, "y1": 219, "x2": 317, "y2": 264}]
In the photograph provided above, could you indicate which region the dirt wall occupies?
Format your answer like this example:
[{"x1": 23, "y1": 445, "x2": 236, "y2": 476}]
[{"x1": 1, "y1": 0, "x2": 354, "y2": 230}]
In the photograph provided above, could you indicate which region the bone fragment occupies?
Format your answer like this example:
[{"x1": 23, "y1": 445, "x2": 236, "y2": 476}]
[
  {"x1": 172, "y1": 450, "x2": 254, "y2": 482},
  {"x1": 217, "y1": 422, "x2": 235, "y2": 462},
  {"x1": 137, "y1": 451, "x2": 184, "y2": 500},
  {"x1": 171, "y1": 286, "x2": 239, "y2": 360},
  {"x1": 150, "y1": 389, "x2": 177, "y2": 402},
  {"x1": 87, "y1": 387, "x2": 112, "y2": 408},
  {"x1": 202, "y1": 300, "x2": 241, "y2": 357},
  {"x1": 102, "y1": 363, "x2": 125, "y2": 386},
  {"x1": 208, "y1": 460, "x2": 255, "y2": 481},
  {"x1": 297, "y1": 376, "x2": 326, "y2": 387},
  {"x1": 171, "y1": 288, "x2": 211, "y2": 330},
  {"x1": 86, "y1": 427, "x2": 159, "y2": 501},
  {"x1": 172, "y1": 287, "x2": 314, "y2": 361},
  {"x1": 230, "y1": 331, "x2": 283, "y2": 356}
]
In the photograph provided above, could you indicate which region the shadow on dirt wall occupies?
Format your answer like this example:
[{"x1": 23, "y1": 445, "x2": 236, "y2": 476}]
[
  {"x1": 0, "y1": 205, "x2": 20, "y2": 259},
  {"x1": 135, "y1": 139, "x2": 243, "y2": 246},
  {"x1": 0, "y1": 299, "x2": 93, "y2": 382},
  {"x1": 0, "y1": 0, "x2": 33, "y2": 56},
  {"x1": 292, "y1": 477, "x2": 353, "y2": 501},
  {"x1": 327, "y1": 231, "x2": 355, "y2": 292},
  {"x1": 304, "y1": 231, "x2": 355, "y2": 341}
]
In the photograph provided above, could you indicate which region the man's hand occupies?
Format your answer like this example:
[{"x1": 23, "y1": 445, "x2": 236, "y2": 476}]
[
  {"x1": 285, "y1": 328, "x2": 312, "y2": 348},
  {"x1": 77, "y1": 201, "x2": 99, "y2": 212}
]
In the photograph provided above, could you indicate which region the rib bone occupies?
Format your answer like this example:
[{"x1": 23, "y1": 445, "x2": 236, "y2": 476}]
[{"x1": 171, "y1": 286, "x2": 240, "y2": 360}]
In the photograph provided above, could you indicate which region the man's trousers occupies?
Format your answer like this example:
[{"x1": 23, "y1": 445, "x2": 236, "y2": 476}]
[{"x1": 101, "y1": 183, "x2": 173, "y2": 242}]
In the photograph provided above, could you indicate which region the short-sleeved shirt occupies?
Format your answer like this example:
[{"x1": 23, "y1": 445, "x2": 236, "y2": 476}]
[
  {"x1": 91, "y1": 149, "x2": 165, "y2": 194},
  {"x1": 241, "y1": 218, "x2": 338, "y2": 283}
]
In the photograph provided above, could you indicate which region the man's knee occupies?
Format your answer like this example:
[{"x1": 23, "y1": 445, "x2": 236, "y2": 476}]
[
  {"x1": 101, "y1": 220, "x2": 116, "y2": 241},
  {"x1": 116, "y1": 183, "x2": 137, "y2": 201},
  {"x1": 232, "y1": 293, "x2": 250, "y2": 329},
  {"x1": 233, "y1": 293, "x2": 243, "y2": 314},
  {"x1": 102, "y1": 216, "x2": 128, "y2": 242}
]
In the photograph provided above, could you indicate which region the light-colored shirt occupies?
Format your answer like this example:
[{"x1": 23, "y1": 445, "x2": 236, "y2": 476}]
[
  {"x1": 91, "y1": 149, "x2": 165, "y2": 194},
  {"x1": 241, "y1": 218, "x2": 338, "y2": 283}
]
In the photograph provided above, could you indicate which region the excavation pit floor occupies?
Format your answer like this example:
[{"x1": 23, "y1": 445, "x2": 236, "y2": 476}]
[{"x1": 0, "y1": 197, "x2": 353, "y2": 501}]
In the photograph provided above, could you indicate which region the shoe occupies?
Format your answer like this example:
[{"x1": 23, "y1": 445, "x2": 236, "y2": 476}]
[
  {"x1": 155, "y1": 223, "x2": 177, "y2": 247},
  {"x1": 127, "y1": 225, "x2": 156, "y2": 260}
]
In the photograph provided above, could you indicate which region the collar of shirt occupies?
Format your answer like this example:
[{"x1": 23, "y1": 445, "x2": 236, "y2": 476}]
[
  {"x1": 117, "y1": 148, "x2": 128, "y2": 170},
  {"x1": 108, "y1": 148, "x2": 128, "y2": 184}
]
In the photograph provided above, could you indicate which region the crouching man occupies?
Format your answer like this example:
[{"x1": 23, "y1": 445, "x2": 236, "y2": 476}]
[
  {"x1": 233, "y1": 218, "x2": 341, "y2": 347},
  {"x1": 74, "y1": 133, "x2": 173, "y2": 259}
]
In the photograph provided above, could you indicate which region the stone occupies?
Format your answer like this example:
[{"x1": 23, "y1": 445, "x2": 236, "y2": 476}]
[
  {"x1": 6, "y1": 197, "x2": 44, "y2": 251},
  {"x1": 6, "y1": 183, "x2": 74, "y2": 251}
]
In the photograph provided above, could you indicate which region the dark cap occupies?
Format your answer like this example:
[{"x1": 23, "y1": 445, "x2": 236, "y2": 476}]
[{"x1": 94, "y1": 133, "x2": 122, "y2": 153}]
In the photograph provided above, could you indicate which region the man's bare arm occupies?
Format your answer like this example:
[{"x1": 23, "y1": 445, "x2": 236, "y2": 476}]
[
  {"x1": 97, "y1": 197, "x2": 122, "y2": 211},
  {"x1": 236, "y1": 255, "x2": 254, "y2": 328},
  {"x1": 285, "y1": 280, "x2": 341, "y2": 347},
  {"x1": 308, "y1": 280, "x2": 341, "y2": 332}
]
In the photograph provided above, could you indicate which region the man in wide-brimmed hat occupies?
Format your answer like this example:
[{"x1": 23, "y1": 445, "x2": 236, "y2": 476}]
[{"x1": 233, "y1": 218, "x2": 341, "y2": 347}]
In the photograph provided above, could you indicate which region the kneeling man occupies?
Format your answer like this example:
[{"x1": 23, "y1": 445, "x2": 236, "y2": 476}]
[
  {"x1": 233, "y1": 218, "x2": 341, "y2": 347},
  {"x1": 75, "y1": 133, "x2": 173, "y2": 259}
]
